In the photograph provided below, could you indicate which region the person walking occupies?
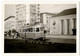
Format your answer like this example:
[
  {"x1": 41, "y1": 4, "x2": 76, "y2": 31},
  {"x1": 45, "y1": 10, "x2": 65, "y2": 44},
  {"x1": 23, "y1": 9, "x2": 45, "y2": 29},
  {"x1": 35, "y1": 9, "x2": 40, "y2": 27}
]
[
  {"x1": 14, "y1": 32, "x2": 17, "y2": 39},
  {"x1": 12, "y1": 32, "x2": 14, "y2": 39}
]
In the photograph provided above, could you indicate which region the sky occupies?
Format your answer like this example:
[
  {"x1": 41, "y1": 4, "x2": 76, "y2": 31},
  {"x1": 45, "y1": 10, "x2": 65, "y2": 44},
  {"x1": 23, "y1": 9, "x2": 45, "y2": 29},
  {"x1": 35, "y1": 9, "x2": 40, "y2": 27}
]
[
  {"x1": 5, "y1": 4, "x2": 15, "y2": 19},
  {"x1": 40, "y1": 4, "x2": 76, "y2": 13},
  {"x1": 4, "y1": 4, "x2": 76, "y2": 19}
]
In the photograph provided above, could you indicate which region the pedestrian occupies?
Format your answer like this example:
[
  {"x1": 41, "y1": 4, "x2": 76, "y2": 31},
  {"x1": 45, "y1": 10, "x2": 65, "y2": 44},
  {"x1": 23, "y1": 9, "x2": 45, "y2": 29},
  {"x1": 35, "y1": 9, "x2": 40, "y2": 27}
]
[
  {"x1": 16, "y1": 32, "x2": 20, "y2": 38},
  {"x1": 8, "y1": 30, "x2": 11, "y2": 38},
  {"x1": 16, "y1": 32, "x2": 18, "y2": 38},
  {"x1": 14, "y1": 32, "x2": 17, "y2": 38},
  {"x1": 12, "y1": 32, "x2": 14, "y2": 39}
]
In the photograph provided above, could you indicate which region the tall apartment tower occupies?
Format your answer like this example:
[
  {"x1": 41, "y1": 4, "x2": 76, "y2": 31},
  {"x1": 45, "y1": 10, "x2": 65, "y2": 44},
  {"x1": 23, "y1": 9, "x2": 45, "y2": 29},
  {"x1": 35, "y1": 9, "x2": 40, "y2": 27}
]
[
  {"x1": 35, "y1": 4, "x2": 40, "y2": 23},
  {"x1": 15, "y1": 4, "x2": 40, "y2": 30},
  {"x1": 30, "y1": 4, "x2": 40, "y2": 24}
]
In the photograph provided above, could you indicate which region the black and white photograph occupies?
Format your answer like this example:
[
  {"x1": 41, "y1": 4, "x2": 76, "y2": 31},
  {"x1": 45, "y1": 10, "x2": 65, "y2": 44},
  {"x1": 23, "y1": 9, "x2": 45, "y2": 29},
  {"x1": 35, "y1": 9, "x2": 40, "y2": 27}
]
[{"x1": 4, "y1": 3, "x2": 76, "y2": 53}]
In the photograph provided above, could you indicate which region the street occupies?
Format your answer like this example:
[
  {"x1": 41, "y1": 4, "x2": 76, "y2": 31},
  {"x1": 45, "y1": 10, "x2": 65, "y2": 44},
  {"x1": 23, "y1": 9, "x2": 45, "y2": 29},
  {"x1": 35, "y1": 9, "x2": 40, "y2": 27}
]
[{"x1": 4, "y1": 39, "x2": 76, "y2": 53}]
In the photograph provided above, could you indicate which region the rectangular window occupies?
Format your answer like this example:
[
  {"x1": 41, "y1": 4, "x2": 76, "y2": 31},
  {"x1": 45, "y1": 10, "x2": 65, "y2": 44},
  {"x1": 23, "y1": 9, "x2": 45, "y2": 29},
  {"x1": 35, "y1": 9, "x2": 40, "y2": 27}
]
[
  {"x1": 37, "y1": 4, "x2": 40, "y2": 6},
  {"x1": 38, "y1": 11, "x2": 40, "y2": 13},
  {"x1": 16, "y1": 11, "x2": 18, "y2": 13},
  {"x1": 33, "y1": 9, "x2": 36, "y2": 12},
  {"x1": 38, "y1": 7, "x2": 40, "y2": 9},
  {"x1": 16, "y1": 18, "x2": 18, "y2": 20},
  {"x1": 37, "y1": 14, "x2": 40, "y2": 16},
  {"x1": 38, "y1": 18, "x2": 39, "y2": 20}
]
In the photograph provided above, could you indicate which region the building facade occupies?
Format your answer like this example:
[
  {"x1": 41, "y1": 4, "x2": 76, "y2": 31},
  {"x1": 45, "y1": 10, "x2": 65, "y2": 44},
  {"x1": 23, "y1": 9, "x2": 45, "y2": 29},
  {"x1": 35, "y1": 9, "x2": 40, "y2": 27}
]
[
  {"x1": 15, "y1": 4, "x2": 27, "y2": 30},
  {"x1": 40, "y1": 12, "x2": 55, "y2": 33},
  {"x1": 4, "y1": 16, "x2": 16, "y2": 32},
  {"x1": 49, "y1": 8, "x2": 76, "y2": 35},
  {"x1": 15, "y1": 4, "x2": 40, "y2": 31}
]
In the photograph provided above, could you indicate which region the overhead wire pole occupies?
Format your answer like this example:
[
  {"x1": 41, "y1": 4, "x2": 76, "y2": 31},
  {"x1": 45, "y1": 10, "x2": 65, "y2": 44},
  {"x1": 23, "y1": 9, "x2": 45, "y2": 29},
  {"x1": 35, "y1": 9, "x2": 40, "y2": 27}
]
[
  {"x1": 43, "y1": 24, "x2": 46, "y2": 42},
  {"x1": 25, "y1": 29, "x2": 26, "y2": 40},
  {"x1": 33, "y1": 26, "x2": 35, "y2": 40},
  {"x1": 24, "y1": 24, "x2": 26, "y2": 40}
]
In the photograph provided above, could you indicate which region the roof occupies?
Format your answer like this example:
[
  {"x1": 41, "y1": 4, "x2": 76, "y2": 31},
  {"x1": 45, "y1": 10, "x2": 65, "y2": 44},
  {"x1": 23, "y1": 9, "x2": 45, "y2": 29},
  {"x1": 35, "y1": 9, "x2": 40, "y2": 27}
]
[
  {"x1": 52, "y1": 8, "x2": 76, "y2": 17},
  {"x1": 4, "y1": 16, "x2": 15, "y2": 21},
  {"x1": 40, "y1": 12, "x2": 56, "y2": 15}
]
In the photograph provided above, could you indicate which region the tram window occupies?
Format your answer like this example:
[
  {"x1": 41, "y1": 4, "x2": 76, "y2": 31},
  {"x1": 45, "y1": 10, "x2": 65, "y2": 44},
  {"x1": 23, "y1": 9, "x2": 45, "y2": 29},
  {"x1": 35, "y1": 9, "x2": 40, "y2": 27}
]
[
  {"x1": 27, "y1": 28, "x2": 30, "y2": 32},
  {"x1": 36, "y1": 28, "x2": 39, "y2": 32},
  {"x1": 26, "y1": 29, "x2": 28, "y2": 32},
  {"x1": 23, "y1": 29, "x2": 25, "y2": 32},
  {"x1": 28, "y1": 28, "x2": 31, "y2": 32},
  {"x1": 40, "y1": 27, "x2": 43, "y2": 31},
  {"x1": 31, "y1": 28, "x2": 33, "y2": 32},
  {"x1": 23, "y1": 29, "x2": 24, "y2": 32},
  {"x1": 23, "y1": 29, "x2": 26, "y2": 32},
  {"x1": 29, "y1": 28, "x2": 31, "y2": 32}
]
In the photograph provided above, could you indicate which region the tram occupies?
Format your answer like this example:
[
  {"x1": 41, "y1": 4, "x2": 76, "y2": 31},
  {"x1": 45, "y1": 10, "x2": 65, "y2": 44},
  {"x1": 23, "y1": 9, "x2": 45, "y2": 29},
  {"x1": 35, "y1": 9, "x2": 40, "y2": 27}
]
[{"x1": 19, "y1": 23, "x2": 45, "y2": 40}]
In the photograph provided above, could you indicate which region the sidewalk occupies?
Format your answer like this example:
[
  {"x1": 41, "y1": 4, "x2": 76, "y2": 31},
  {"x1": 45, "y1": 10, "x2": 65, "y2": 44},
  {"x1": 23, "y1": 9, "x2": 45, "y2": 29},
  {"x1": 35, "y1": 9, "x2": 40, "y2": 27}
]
[
  {"x1": 45, "y1": 34, "x2": 76, "y2": 44},
  {"x1": 46, "y1": 34, "x2": 76, "y2": 39},
  {"x1": 4, "y1": 36, "x2": 22, "y2": 39}
]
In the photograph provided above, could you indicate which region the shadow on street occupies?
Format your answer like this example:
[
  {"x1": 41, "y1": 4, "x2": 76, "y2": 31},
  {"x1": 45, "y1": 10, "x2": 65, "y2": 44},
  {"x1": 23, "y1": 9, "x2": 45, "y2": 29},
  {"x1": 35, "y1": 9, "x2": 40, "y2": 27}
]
[{"x1": 4, "y1": 39, "x2": 76, "y2": 53}]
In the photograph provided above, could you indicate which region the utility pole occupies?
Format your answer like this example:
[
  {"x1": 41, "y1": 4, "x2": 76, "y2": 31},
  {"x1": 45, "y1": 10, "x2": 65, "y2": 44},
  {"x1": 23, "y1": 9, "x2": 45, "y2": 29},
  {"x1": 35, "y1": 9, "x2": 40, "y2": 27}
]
[
  {"x1": 25, "y1": 30, "x2": 26, "y2": 39},
  {"x1": 44, "y1": 30, "x2": 47, "y2": 42}
]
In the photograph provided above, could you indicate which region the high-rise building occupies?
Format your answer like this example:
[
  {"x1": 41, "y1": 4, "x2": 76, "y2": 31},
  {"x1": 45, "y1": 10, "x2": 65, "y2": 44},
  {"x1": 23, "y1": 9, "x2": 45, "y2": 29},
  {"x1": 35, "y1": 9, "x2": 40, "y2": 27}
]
[
  {"x1": 15, "y1": 4, "x2": 40, "y2": 30},
  {"x1": 15, "y1": 4, "x2": 26, "y2": 30},
  {"x1": 35, "y1": 4, "x2": 40, "y2": 23}
]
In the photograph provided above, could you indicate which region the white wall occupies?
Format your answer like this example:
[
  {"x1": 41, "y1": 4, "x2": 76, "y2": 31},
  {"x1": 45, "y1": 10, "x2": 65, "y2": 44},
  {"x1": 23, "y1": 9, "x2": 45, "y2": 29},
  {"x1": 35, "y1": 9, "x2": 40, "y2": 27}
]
[
  {"x1": 43, "y1": 14, "x2": 46, "y2": 25},
  {"x1": 50, "y1": 14, "x2": 76, "y2": 35}
]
